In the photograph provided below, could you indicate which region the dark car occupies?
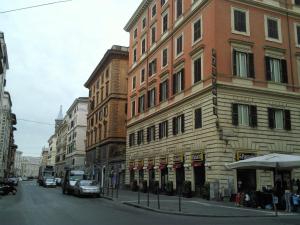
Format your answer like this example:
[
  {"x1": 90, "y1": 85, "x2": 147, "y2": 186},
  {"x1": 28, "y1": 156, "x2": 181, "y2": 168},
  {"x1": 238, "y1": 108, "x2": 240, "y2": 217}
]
[
  {"x1": 0, "y1": 181, "x2": 17, "y2": 195},
  {"x1": 7, "y1": 177, "x2": 18, "y2": 186}
]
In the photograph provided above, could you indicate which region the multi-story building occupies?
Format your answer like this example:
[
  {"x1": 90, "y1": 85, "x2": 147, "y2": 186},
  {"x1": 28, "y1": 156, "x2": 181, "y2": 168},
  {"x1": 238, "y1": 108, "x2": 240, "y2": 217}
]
[
  {"x1": 124, "y1": 0, "x2": 300, "y2": 197},
  {"x1": 55, "y1": 115, "x2": 68, "y2": 177},
  {"x1": 0, "y1": 31, "x2": 8, "y2": 116},
  {"x1": 14, "y1": 150, "x2": 23, "y2": 177},
  {"x1": 40, "y1": 147, "x2": 49, "y2": 167},
  {"x1": 65, "y1": 97, "x2": 88, "y2": 170},
  {"x1": 84, "y1": 45, "x2": 129, "y2": 188},
  {"x1": 48, "y1": 134, "x2": 57, "y2": 166},
  {"x1": 21, "y1": 156, "x2": 41, "y2": 178}
]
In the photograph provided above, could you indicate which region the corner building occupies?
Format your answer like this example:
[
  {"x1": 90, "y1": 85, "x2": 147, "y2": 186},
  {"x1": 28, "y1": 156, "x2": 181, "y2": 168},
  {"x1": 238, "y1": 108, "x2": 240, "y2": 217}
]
[
  {"x1": 85, "y1": 46, "x2": 129, "y2": 188},
  {"x1": 124, "y1": 0, "x2": 300, "y2": 196}
]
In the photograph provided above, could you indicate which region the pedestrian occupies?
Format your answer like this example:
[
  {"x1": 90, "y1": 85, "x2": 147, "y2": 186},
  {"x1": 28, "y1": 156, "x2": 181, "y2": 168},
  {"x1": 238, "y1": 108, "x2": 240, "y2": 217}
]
[
  {"x1": 284, "y1": 189, "x2": 292, "y2": 213},
  {"x1": 235, "y1": 192, "x2": 241, "y2": 206}
]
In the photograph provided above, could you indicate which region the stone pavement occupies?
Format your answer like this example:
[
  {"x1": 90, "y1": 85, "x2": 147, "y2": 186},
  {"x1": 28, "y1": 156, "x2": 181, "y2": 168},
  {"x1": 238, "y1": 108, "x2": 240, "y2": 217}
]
[{"x1": 101, "y1": 188, "x2": 299, "y2": 217}]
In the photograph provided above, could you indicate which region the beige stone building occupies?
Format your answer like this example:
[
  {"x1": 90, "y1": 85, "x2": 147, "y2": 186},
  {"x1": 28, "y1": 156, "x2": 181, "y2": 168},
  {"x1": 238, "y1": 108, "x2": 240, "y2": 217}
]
[
  {"x1": 124, "y1": 0, "x2": 300, "y2": 197},
  {"x1": 84, "y1": 45, "x2": 129, "y2": 188},
  {"x1": 55, "y1": 116, "x2": 68, "y2": 177}
]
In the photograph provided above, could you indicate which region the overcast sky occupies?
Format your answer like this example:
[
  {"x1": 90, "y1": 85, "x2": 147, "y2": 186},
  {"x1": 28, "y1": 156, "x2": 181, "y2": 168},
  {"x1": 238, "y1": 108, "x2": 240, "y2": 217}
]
[{"x1": 1, "y1": 0, "x2": 139, "y2": 157}]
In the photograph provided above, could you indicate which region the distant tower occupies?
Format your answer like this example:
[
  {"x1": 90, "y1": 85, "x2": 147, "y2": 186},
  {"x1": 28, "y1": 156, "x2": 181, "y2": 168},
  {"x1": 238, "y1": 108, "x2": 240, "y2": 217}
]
[{"x1": 55, "y1": 105, "x2": 63, "y2": 132}]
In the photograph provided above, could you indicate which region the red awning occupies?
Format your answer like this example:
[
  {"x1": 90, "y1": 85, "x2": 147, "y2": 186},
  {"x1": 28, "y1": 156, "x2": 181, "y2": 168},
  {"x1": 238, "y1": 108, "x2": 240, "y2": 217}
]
[{"x1": 192, "y1": 161, "x2": 203, "y2": 167}]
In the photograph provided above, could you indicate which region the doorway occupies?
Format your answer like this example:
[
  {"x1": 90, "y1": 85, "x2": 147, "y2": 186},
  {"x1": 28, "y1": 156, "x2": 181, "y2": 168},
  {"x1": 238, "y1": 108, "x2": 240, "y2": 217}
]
[
  {"x1": 237, "y1": 169, "x2": 256, "y2": 192},
  {"x1": 176, "y1": 166, "x2": 185, "y2": 191},
  {"x1": 194, "y1": 164, "x2": 205, "y2": 194},
  {"x1": 148, "y1": 169, "x2": 155, "y2": 192},
  {"x1": 161, "y1": 167, "x2": 168, "y2": 192}
]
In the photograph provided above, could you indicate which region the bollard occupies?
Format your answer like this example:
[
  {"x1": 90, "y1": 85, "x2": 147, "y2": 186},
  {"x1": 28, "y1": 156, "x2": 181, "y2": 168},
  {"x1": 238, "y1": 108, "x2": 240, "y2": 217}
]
[
  {"x1": 107, "y1": 184, "x2": 109, "y2": 196},
  {"x1": 138, "y1": 185, "x2": 140, "y2": 204},
  {"x1": 111, "y1": 185, "x2": 114, "y2": 198},
  {"x1": 157, "y1": 186, "x2": 160, "y2": 209},
  {"x1": 147, "y1": 186, "x2": 150, "y2": 207},
  {"x1": 116, "y1": 184, "x2": 119, "y2": 199}
]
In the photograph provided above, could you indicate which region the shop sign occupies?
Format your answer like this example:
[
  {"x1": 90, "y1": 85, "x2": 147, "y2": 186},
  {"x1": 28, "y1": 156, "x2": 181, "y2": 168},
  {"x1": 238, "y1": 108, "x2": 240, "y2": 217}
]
[
  {"x1": 137, "y1": 159, "x2": 144, "y2": 170},
  {"x1": 173, "y1": 154, "x2": 183, "y2": 163},
  {"x1": 236, "y1": 152, "x2": 256, "y2": 161},
  {"x1": 191, "y1": 152, "x2": 204, "y2": 162},
  {"x1": 128, "y1": 161, "x2": 135, "y2": 171},
  {"x1": 147, "y1": 158, "x2": 155, "y2": 169}
]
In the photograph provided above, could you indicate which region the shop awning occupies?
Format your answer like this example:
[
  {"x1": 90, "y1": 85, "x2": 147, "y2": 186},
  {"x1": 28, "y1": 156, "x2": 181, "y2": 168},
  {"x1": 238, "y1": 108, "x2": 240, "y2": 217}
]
[{"x1": 226, "y1": 153, "x2": 300, "y2": 170}]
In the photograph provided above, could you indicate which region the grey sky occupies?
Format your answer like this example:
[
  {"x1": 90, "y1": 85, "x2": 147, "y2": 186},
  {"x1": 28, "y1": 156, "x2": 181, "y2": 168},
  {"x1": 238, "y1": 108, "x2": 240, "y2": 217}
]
[{"x1": 1, "y1": 0, "x2": 138, "y2": 156}]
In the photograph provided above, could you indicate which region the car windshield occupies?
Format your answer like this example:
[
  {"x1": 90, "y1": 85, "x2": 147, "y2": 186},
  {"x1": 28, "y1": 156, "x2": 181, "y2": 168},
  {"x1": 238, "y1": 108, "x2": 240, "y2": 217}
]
[
  {"x1": 69, "y1": 175, "x2": 83, "y2": 181},
  {"x1": 79, "y1": 180, "x2": 97, "y2": 186}
]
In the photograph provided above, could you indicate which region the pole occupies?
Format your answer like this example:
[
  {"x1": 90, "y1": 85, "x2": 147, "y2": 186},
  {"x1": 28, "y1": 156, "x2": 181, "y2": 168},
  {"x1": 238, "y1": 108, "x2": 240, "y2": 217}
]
[
  {"x1": 274, "y1": 164, "x2": 278, "y2": 217},
  {"x1": 179, "y1": 186, "x2": 182, "y2": 212},
  {"x1": 157, "y1": 186, "x2": 160, "y2": 209},
  {"x1": 116, "y1": 184, "x2": 119, "y2": 199},
  {"x1": 147, "y1": 185, "x2": 150, "y2": 207}
]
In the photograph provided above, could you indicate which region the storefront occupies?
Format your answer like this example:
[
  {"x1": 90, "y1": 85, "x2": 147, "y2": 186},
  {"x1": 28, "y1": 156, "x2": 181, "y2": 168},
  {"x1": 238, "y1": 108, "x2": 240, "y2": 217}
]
[
  {"x1": 191, "y1": 152, "x2": 205, "y2": 194},
  {"x1": 159, "y1": 156, "x2": 168, "y2": 191},
  {"x1": 236, "y1": 152, "x2": 256, "y2": 192},
  {"x1": 147, "y1": 158, "x2": 155, "y2": 191},
  {"x1": 128, "y1": 160, "x2": 135, "y2": 184},
  {"x1": 173, "y1": 154, "x2": 185, "y2": 191},
  {"x1": 137, "y1": 159, "x2": 144, "y2": 183}
]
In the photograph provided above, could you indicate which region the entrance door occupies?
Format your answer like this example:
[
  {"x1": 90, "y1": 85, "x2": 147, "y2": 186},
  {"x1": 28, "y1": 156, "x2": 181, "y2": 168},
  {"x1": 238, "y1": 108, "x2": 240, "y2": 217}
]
[
  {"x1": 176, "y1": 167, "x2": 185, "y2": 191},
  {"x1": 274, "y1": 170, "x2": 291, "y2": 195},
  {"x1": 161, "y1": 168, "x2": 168, "y2": 192},
  {"x1": 194, "y1": 164, "x2": 205, "y2": 195},
  {"x1": 237, "y1": 169, "x2": 256, "y2": 192}
]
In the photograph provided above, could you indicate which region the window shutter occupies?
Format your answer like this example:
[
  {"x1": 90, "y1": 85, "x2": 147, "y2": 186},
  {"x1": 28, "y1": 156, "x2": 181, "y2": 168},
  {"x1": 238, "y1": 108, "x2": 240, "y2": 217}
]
[
  {"x1": 166, "y1": 121, "x2": 169, "y2": 137},
  {"x1": 149, "y1": 62, "x2": 152, "y2": 76},
  {"x1": 195, "y1": 108, "x2": 202, "y2": 129},
  {"x1": 138, "y1": 98, "x2": 140, "y2": 113},
  {"x1": 232, "y1": 103, "x2": 239, "y2": 126},
  {"x1": 248, "y1": 53, "x2": 255, "y2": 78},
  {"x1": 268, "y1": 108, "x2": 275, "y2": 129},
  {"x1": 172, "y1": 117, "x2": 176, "y2": 135},
  {"x1": 281, "y1": 59, "x2": 288, "y2": 83},
  {"x1": 265, "y1": 56, "x2": 271, "y2": 81},
  {"x1": 172, "y1": 73, "x2": 176, "y2": 95},
  {"x1": 181, "y1": 68, "x2": 185, "y2": 91},
  {"x1": 159, "y1": 123, "x2": 162, "y2": 139},
  {"x1": 147, "y1": 128, "x2": 150, "y2": 142},
  {"x1": 153, "y1": 126, "x2": 156, "y2": 140},
  {"x1": 233, "y1": 50, "x2": 237, "y2": 76},
  {"x1": 284, "y1": 110, "x2": 291, "y2": 130},
  {"x1": 154, "y1": 59, "x2": 157, "y2": 74},
  {"x1": 249, "y1": 105, "x2": 257, "y2": 128},
  {"x1": 181, "y1": 114, "x2": 185, "y2": 133},
  {"x1": 147, "y1": 91, "x2": 150, "y2": 108},
  {"x1": 153, "y1": 88, "x2": 156, "y2": 106},
  {"x1": 240, "y1": 11, "x2": 246, "y2": 32},
  {"x1": 159, "y1": 83, "x2": 162, "y2": 102}
]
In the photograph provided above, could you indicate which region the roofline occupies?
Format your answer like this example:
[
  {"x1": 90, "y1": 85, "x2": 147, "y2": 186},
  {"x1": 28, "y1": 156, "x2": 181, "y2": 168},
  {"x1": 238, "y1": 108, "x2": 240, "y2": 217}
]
[
  {"x1": 66, "y1": 97, "x2": 89, "y2": 115},
  {"x1": 4, "y1": 91, "x2": 12, "y2": 106},
  {"x1": 84, "y1": 46, "x2": 129, "y2": 88},
  {"x1": 124, "y1": 0, "x2": 152, "y2": 32}
]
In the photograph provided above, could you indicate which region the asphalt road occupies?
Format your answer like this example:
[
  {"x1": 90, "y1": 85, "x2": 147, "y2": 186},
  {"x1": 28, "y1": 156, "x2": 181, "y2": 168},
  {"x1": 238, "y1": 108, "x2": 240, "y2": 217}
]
[{"x1": 0, "y1": 181, "x2": 299, "y2": 225}]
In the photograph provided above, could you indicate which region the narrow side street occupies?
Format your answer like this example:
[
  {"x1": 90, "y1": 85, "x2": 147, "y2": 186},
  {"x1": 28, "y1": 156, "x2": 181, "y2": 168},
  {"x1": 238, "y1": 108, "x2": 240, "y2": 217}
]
[{"x1": 0, "y1": 181, "x2": 299, "y2": 225}]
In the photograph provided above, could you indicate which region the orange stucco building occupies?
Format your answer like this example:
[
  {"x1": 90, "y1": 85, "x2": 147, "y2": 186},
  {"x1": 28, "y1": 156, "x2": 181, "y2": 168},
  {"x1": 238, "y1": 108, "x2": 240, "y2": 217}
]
[{"x1": 124, "y1": 0, "x2": 300, "y2": 197}]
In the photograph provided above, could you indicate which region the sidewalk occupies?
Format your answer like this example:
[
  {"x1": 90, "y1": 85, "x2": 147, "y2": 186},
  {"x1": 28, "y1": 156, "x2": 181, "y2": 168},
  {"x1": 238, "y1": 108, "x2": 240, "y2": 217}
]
[{"x1": 100, "y1": 189, "x2": 299, "y2": 217}]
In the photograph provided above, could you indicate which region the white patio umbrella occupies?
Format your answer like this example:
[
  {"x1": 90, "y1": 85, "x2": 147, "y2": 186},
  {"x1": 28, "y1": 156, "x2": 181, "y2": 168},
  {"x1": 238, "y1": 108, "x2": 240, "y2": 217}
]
[{"x1": 226, "y1": 153, "x2": 300, "y2": 170}]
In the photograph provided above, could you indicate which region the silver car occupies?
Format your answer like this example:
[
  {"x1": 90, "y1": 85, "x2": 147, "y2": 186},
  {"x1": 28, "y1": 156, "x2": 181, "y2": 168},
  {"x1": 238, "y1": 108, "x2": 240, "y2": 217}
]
[
  {"x1": 73, "y1": 180, "x2": 100, "y2": 197},
  {"x1": 43, "y1": 177, "x2": 56, "y2": 188}
]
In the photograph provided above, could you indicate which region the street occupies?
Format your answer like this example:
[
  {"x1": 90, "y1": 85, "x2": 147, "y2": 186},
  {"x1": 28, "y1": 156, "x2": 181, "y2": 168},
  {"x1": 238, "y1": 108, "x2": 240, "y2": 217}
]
[{"x1": 0, "y1": 181, "x2": 299, "y2": 225}]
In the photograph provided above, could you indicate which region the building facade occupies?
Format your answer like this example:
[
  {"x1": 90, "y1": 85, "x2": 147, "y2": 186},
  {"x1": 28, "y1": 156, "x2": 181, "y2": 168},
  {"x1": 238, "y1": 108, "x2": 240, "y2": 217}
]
[
  {"x1": 40, "y1": 147, "x2": 49, "y2": 167},
  {"x1": 65, "y1": 97, "x2": 88, "y2": 170},
  {"x1": 124, "y1": 0, "x2": 300, "y2": 197},
  {"x1": 85, "y1": 45, "x2": 129, "y2": 188},
  {"x1": 55, "y1": 116, "x2": 68, "y2": 177},
  {"x1": 14, "y1": 150, "x2": 23, "y2": 177},
  {"x1": 21, "y1": 156, "x2": 41, "y2": 178}
]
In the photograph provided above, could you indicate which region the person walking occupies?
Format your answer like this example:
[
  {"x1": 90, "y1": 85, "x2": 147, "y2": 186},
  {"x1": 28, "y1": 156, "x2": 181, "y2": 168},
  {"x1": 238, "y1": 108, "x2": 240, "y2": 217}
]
[{"x1": 284, "y1": 189, "x2": 292, "y2": 213}]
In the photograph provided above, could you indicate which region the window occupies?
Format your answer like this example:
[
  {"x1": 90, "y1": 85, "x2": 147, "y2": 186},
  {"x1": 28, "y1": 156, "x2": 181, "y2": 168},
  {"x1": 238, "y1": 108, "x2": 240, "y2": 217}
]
[
  {"x1": 141, "y1": 37, "x2": 146, "y2": 55},
  {"x1": 232, "y1": 8, "x2": 248, "y2": 34},
  {"x1": 265, "y1": 56, "x2": 288, "y2": 83},
  {"x1": 176, "y1": 34, "x2": 183, "y2": 56},
  {"x1": 152, "y1": 4, "x2": 157, "y2": 18},
  {"x1": 162, "y1": 12, "x2": 168, "y2": 33},
  {"x1": 137, "y1": 130, "x2": 144, "y2": 145},
  {"x1": 138, "y1": 94, "x2": 145, "y2": 113},
  {"x1": 149, "y1": 59, "x2": 157, "y2": 76},
  {"x1": 195, "y1": 108, "x2": 202, "y2": 129},
  {"x1": 295, "y1": 23, "x2": 300, "y2": 47},
  {"x1": 132, "y1": 76, "x2": 136, "y2": 90},
  {"x1": 142, "y1": 16, "x2": 147, "y2": 30},
  {"x1": 268, "y1": 108, "x2": 291, "y2": 130},
  {"x1": 176, "y1": 0, "x2": 183, "y2": 19},
  {"x1": 131, "y1": 100, "x2": 136, "y2": 117},
  {"x1": 133, "y1": 28, "x2": 137, "y2": 40},
  {"x1": 159, "y1": 79, "x2": 168, "y2": 102},
  {"x1": 133, "y1": 48, "x2": 137, "y2": 63},
  {"x1": 193, "y1": 18, "x2": 202, "y2": 43},
  {"x1": 265, "y1": 16, "x2": 281, "y2": 42},
  {"x1": 295, "y1": 0, "x2": 300, "y2": 6},
  {"x1": 232, "y1": 103, "x2": 257, "y2": 127},
  {"x1": 129, "y1": 133, "x2": 135, "y2": 147},
  {"x1": 172, "y1": 114, "x2": 184, "y2": 135},
  {"x1": 193, "y1": 56, "x2": 202, "y2": 83},
  {"x1": 162, "y1": 48, "x2": 168, "y2": 68},
  {"x1": 140, "y1": 69, "x2": 145, "y2": 84},
  {"x1": 105, "y1": 82, "x2": 109, "y2": 97},
  {"x1": 148, "y1": 88, "x2": 156, "y2": 108},
  {"x1": 147, "y1": 126, "x2": 156, "y2": 142},
  {"x1": 159, "y1": 121, "x2": 168, "y2": 139},
  {"x1": 161, "y1": 0, "x2": 167, "y2": 6},
  {"x1": 173, "y1": 68, "x2": 184, "y2": 94},
  {"x1": 233, "y1": 50, "x2": 255, "y2": 78},
  {"x1": 151, "y1": 26, "x2": 156, "y2": 45}
]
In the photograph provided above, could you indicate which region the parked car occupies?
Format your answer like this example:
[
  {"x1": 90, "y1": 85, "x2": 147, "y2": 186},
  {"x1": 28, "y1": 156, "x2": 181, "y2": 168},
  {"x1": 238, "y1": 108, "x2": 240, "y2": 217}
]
[
  {"x1": 7, "y1": 177, "x2": 18, "y2": 186},
  {"x1": 0, "y1": 181, "x2": 17, "y2": 195},
  {"x1": 62, "y1": 170, "x2": 86, "y2": 195},
  {"x1": 73, "y1": 180, "x2": 100, "y2": 197},
  {"x1": 22, "y1": 176, "x2": 28, "y2": 181},
  {"x1": 55, "y1": 178, "x2": 62, "y2": 186},
  {"x1": 43, "y1": 177, "x2": 56, "y2": 188}
]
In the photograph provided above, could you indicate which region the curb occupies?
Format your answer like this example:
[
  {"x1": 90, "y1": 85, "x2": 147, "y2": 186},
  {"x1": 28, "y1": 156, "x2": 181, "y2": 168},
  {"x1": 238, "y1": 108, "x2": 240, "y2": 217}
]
[
  {"x1": 101, "y1": 196, "x2": 113, "y2": 201},
  {"x1": 122, "y1": 202, "x2": 276, "y2": 218}
]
